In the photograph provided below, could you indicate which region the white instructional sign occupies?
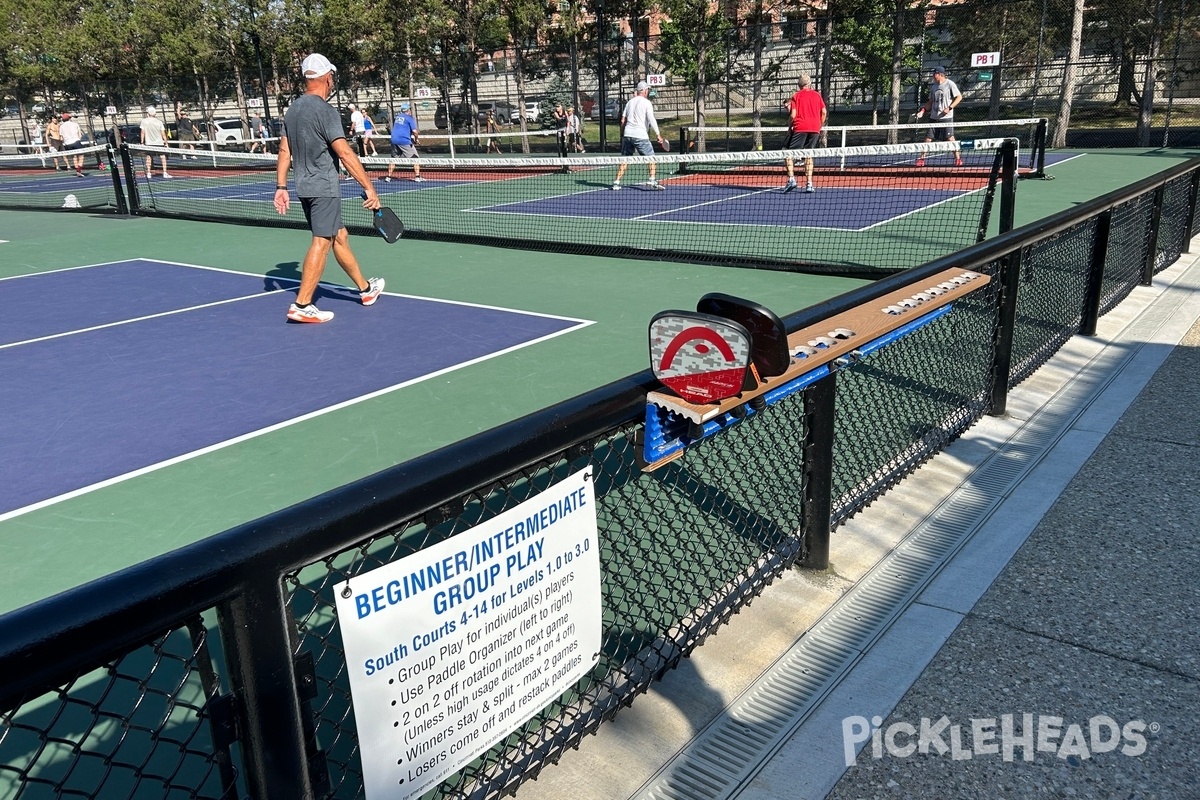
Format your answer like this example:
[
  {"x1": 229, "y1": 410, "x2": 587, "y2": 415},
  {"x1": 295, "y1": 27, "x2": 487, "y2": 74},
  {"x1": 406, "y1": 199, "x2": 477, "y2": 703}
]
[
  {"x1": 646, "y1": 73, "x2": 667, "y2": 87},
  {"x1": 971, "y1": 51, "x2": 1001, "y2": 68},
  {"x1": 335, "y1": 468, "x2": 602, "y2": 800},
  {"x1": 415, "y1": 87, "x2": 434, "y2": 99}
]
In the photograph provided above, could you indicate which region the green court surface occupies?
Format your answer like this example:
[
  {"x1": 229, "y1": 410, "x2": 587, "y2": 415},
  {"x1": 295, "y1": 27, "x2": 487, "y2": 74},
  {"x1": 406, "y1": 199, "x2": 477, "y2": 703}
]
[{"x1": 0, "y1": 147, "x2": 1192, "y2": 616}]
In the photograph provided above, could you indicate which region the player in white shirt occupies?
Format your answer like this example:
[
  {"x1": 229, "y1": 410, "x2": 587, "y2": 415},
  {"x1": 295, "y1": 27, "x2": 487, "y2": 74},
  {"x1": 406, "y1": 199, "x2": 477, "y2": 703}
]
[
  {"x1": 611, "y1": 81, "x2": 666, "y2": 190},
  {"x1": 139, "y1": 106, "x2": 171, "y2": 178}
]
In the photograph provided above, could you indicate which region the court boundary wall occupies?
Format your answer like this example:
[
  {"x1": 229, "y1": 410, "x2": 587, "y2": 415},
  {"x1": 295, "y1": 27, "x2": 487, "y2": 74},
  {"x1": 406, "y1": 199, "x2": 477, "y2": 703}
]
[{"x1": 1, "y1": 158, "x2": 1197, "y2": 799}]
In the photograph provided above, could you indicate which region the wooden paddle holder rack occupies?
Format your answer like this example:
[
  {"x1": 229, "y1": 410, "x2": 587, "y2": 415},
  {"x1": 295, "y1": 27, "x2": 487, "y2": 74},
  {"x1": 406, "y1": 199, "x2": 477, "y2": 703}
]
[{"x1": 642, "y1": 267, "x2": 992, "y2": 471}]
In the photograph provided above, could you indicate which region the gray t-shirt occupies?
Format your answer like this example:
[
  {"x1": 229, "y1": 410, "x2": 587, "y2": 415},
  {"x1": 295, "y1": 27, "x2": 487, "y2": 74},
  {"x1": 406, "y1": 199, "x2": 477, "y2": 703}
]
[
  {"x1": 282, "y1": 94, "x2": 345, "y2": 198},
  {"x1": 928, "y1": 78, "x2": 961, "y2": 120}
]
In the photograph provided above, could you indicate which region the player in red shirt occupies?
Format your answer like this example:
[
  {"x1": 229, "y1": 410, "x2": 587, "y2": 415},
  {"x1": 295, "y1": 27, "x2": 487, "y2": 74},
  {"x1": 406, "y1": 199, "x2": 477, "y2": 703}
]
[{"x1": 784, "y1": 74, "x2": 827, "y2": 193}]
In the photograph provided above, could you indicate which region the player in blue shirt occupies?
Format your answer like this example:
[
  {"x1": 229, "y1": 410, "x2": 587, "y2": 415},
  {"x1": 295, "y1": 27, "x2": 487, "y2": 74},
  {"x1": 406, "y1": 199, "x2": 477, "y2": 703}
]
[{"x1": 385, "y1": 102, "x2": 424, "y2": 182}]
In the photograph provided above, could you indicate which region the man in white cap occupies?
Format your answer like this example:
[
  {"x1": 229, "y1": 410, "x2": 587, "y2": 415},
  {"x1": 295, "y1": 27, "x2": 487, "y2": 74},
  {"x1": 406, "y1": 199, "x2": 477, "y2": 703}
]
[
  {"x1": 273, "y1": 53, "x2": 385, "y2": 324},
  {"x1": 139, "y1": 106, "x2": 171, "y2": 179},
  {"x1": 611, "y1": 80, "x2": 665, "y2": 191},
  {"x1": 385, "y1": 101, "x2": 422, "y2": 182}
]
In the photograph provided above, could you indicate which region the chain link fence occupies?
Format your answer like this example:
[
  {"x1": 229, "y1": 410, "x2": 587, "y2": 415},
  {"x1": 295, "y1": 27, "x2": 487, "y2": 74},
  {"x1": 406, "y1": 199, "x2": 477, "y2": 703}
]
[{"x1": 2, "y1": 160, "x2": 1198, "y2": 798}]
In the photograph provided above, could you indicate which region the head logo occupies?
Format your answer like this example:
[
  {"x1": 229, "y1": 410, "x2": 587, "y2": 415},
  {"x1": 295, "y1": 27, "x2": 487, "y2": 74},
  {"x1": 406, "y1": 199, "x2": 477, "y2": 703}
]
[{"x1": 649, "y1": 311, "x2": 751, "y2": 404}]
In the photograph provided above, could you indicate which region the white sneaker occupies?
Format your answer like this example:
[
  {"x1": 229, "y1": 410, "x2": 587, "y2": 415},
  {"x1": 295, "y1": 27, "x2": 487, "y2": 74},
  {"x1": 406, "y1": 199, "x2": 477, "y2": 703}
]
[
  {"x1": 360, "y1": 277, "x2": 385, "y2": 306},
  {"x1": 162, "y1": 172, "x2": 172, "y2": 179},
  {"x1": 647, "y1": 181, "x2": 665, "y2": 191},
  {"x1": 287, "y1": 303, "x2": 334, "y2": 323},
  {"x1": 611, "y1": 182, "x2": 621, "y2": 191},
  {"x1": 804, "y1": 182, "x2": 814, "y2": 193},
  {"x1": 412, "y1": 176, "x2": 426, "y2": 182},
  {"x1": 784, "y1": 178, "x2": 797, "y2": 192}
]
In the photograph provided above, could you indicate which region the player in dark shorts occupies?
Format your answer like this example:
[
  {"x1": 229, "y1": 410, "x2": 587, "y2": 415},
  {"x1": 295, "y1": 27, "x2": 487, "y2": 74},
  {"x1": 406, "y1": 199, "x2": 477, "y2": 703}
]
[
  {"x1": 783, "y1": 74, "x2": 827, "y2": 193},
  {"x1": 272, "y1": 53, "x2": 385, "y2": 324}
]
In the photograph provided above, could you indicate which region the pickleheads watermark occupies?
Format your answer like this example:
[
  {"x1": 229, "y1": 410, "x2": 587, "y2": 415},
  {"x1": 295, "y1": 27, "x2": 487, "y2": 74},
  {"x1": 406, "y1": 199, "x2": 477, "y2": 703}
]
[{"x1": 842, "y1": 713, "x2": 1156, "y2": 767}]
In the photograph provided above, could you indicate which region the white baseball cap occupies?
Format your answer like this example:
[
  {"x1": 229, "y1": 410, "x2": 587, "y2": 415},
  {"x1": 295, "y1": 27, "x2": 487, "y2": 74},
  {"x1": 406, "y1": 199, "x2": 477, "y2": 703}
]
[
  {"x1": 636, "y1": 80, "x2": 649, "y2": 92},
  {"x1": 301, "y1": 53, "x2": 337, "y2": 78},
  {"x1": 145, "y1": 105, "x2": 156, "y2": 115}
]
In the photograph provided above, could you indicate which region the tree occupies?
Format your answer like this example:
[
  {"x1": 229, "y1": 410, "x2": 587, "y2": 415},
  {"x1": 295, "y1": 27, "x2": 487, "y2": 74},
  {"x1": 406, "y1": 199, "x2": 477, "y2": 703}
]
[
  {"x1": 658, "y1": 0, "x2": 733, "y2": 146},
  {"x1": 1052, "y1": 0, "x2": 1084, "y2": 147}
]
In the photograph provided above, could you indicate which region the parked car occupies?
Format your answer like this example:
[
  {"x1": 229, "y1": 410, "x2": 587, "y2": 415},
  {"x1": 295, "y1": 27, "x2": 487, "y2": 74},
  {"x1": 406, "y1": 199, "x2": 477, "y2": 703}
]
[
  {"x1": 589, "y1": 97, "x2": 621, "y2": 122},
  {"x1": 517, "y1": 99, "x2": 543, "y2": 124},
  {"x1": 209, "y1": 117, "x2": 246, "y2": 143},
  {"x1": 434, "y1": 102, "x2": 473, "y2": 130},
  {"x1": 476, "y1": 101, "x2": 517, "y2": 125}
]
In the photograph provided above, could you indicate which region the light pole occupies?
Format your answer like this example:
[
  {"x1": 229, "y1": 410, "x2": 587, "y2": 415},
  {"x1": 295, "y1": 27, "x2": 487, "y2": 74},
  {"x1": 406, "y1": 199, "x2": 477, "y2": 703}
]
[{"x1": 597, "y1": 0, "x2": 609, "y2": 150}]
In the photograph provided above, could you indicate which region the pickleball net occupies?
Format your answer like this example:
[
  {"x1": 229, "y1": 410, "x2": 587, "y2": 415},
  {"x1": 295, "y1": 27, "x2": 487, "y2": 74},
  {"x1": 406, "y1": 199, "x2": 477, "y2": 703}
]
[
  {"x1": 0, "y1": 144, "x2": 126, "y2": 212},
  {"x1": 124, "y1": 137, "x2": 1017, "y2": 274},
  {"x1": 684, "y1": 117, "x2": 1047, "y2": 178}
]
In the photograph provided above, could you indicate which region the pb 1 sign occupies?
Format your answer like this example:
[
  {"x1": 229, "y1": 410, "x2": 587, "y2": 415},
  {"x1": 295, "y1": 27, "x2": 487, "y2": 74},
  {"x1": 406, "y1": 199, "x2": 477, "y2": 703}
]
[
  {"x1": 646, "y1": 74, "x2": 667, "y2": 87},
  {"x1": 971, "y1": 51, "x2": 1000, "y2": 68}
]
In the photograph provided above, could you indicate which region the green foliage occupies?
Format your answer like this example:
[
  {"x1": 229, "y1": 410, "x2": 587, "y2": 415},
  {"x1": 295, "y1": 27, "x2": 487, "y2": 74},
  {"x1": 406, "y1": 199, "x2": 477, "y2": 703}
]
[
  {"x1": 657, "y1": 0, "x2": 733, "y2": 91},
  {"x1": 828, "y1": 0, "x2": 922, "y2": 102}
]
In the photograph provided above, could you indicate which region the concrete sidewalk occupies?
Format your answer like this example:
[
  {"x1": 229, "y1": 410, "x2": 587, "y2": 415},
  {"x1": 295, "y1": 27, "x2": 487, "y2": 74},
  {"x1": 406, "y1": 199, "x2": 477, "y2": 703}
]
[{"x1": 511, "y1": 248, "x2": 1200, "y2": 800}]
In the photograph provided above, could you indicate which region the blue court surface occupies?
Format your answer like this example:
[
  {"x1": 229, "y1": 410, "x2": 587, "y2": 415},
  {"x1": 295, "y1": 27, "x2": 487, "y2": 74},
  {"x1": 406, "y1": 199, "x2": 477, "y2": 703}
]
[
  {"x1": 475, "y1": 185, "x2": 969, "y2": 230},
  {"x1": 0, "y1": 260, "x2": 591, "y2": 520}
]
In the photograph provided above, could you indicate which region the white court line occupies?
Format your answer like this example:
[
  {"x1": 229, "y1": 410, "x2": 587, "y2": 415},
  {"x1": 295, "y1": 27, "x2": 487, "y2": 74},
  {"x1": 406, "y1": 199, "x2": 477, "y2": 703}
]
[
  {"x1": 0, "y1": 257, "x2": 590, "y2": 324},
  {"x1": 0, "y1": 289, "x2": 289, "y2": 352},
  {"x1": 0, "y1": 319, "x2": 593, "y2": 525},
  {"x1": 632, "y1": 186, "x2": 779, "y2": 220}
]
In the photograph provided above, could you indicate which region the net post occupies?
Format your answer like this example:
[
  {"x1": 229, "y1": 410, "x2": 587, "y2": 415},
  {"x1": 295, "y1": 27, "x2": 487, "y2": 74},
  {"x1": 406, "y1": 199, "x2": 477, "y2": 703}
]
[
  {"x1": 999, "y1": 139, "x2": 1018, "y2": 235},
  {"x1": 118, "y1": 143, "x2": 141, "y2": 213},
  {"x1": 1032, "y1": 118, "x2": 1048, "y2": 178},
  {"x1": 1142, "y1": 185, "x2": 1166, "y2": 285},
  {"x1": 105, "y1": 145, "x2": 129, "y2": 215},
  {"x1": 988, "y1": 248, "x2": 1024, "y2": 417},
  {"x1": 1080, "y1": 209, "x2": 1113, "y2": 336},
  {"x1": 678, "y1": 128, "x2": 689, "y2": 174},
  {"x1": 800, "y1": 372, "x2": 836, "y2": 570}
]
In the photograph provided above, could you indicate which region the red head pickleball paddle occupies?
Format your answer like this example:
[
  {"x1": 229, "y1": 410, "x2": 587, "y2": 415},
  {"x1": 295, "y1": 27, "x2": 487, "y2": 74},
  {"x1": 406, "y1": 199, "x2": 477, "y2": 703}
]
[
  {"x1": 650, "y1": 311, "x2": 752, "y2": 404},
  {"x1": 696, "y1": 293, "x2": 790, "y2": 379}
]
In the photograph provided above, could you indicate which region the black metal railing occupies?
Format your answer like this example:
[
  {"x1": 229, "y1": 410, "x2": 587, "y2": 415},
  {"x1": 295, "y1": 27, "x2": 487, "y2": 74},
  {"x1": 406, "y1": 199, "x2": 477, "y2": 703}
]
[{"x1": 1, "y1": 157, "x2": 1197, "y2": 800}]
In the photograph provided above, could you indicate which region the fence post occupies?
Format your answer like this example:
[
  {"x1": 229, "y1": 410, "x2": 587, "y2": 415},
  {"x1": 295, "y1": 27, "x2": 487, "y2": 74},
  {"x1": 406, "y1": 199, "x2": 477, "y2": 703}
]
[
  {"x1": 801, "y1": 372, "x2": 837, "y2": 570},
  {"x1": 1080, "y1": 210, "x2": 1112, "y2": 336},
  {"x1": 218, "y1": 581, "x2": 318, "y2": 800},
  {"x1": 988, "y1": 248, "x2": 1024, "y2": 416},
  {"x1": 1183, "y1": 168, "x2": 1200, "y2": 253},
  {"x1": 1141, "y1": 185, "x2": 1166, "y2": 285}
]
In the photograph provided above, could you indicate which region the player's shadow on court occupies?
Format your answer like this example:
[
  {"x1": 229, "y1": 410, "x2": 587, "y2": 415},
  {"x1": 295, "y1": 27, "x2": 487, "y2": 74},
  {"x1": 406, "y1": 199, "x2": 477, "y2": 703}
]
[
  {"x1": 264, "y1": 262, "x2": 379, "y2": 306},
  {"x1": 264, "y1": 261, "x2": 301, "y2": 293}
]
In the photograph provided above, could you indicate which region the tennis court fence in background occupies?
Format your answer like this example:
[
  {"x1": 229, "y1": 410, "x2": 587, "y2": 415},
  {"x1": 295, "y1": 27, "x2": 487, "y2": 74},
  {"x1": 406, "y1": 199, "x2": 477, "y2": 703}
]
[{"x1": 1, "y1": 156, "x2": 1196, "y2": 800}]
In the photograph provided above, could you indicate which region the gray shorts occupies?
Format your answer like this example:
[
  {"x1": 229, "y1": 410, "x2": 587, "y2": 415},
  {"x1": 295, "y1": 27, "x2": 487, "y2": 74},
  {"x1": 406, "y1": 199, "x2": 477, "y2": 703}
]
[
  {"x1": 300, "y1": 196, "x2": 345, "y2": 238},
  {"x1": 393, "y1": 144, "x2": 418, "y2": 159},
  {"x1": 927, "y1": 123, "x2": 955, "y2": 142},
  {"x1": 621, "y1": 137, "x2": 654, "y2": 157}
]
